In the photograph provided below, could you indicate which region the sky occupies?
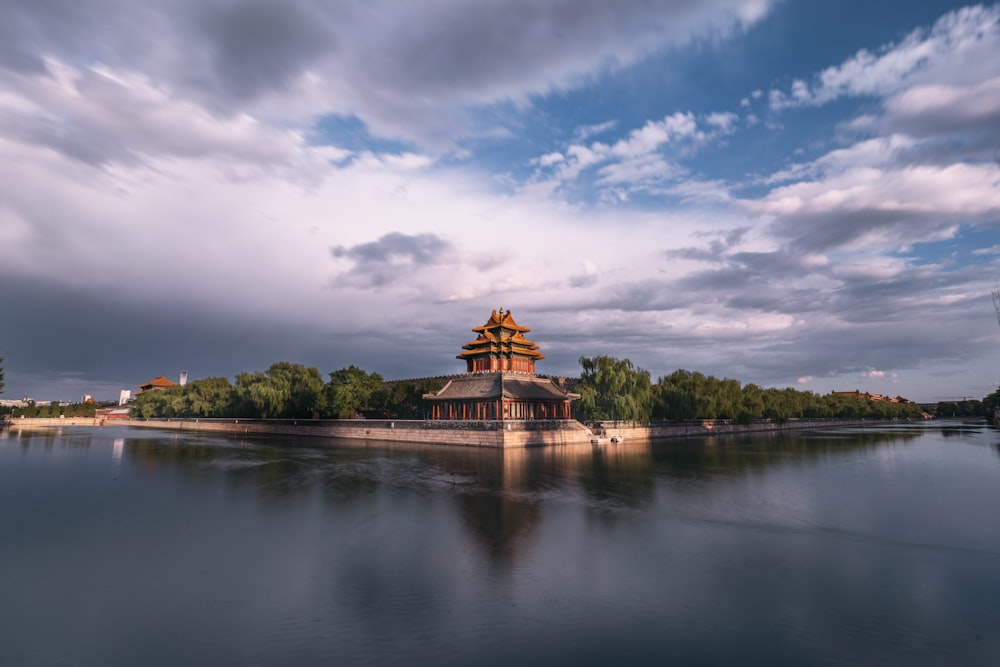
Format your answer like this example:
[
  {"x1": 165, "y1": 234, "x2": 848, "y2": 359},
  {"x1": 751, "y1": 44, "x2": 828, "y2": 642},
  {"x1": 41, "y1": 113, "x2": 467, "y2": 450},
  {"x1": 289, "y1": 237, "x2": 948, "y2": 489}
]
[{"x1": 1, "y1": 0, "x2": 999, "y2": 404}]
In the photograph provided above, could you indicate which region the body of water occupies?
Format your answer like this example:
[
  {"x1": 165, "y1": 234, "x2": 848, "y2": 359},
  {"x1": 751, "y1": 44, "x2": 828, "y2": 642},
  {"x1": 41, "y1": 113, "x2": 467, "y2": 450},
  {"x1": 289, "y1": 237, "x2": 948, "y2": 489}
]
[{"x1": 1, "y1": 421, "x2": 999, "y2": 666}]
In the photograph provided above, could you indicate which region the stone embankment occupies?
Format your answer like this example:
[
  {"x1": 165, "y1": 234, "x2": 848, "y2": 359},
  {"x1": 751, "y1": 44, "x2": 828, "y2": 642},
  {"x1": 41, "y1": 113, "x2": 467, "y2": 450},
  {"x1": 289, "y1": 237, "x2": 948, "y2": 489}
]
[
  {"x1": 3, "y1": 416, "x2": 101, "y2": 427},
  {"x1": 128, "y1": 418, "x2": 594, "y2": 448},
  {"x1": 3, "y1": 416, "x2": 893, "y2": 448}
]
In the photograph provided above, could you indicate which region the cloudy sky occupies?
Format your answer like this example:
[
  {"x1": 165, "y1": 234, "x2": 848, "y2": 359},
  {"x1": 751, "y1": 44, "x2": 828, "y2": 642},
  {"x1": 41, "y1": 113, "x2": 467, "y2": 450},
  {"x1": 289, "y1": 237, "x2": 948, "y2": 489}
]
[{"x1": 2, "y1": 0, "x2": 999, "y2": 403}]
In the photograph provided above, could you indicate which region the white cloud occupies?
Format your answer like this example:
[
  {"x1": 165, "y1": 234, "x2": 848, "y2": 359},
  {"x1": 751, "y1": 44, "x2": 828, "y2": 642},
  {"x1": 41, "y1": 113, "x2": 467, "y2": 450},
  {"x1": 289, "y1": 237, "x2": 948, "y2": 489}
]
[
  {"x1": 769, "y1": 4, "x2": 1000, "y2": 111},
  {"x1": 536, "y1": 151, "x2": 566, "y2": 167},
  {"x1": 0, "y1": 60, "x2": 304, "y2": 167},
  {"x1": 705, "y1": 111, "x2": 739, "y2": 132},
  {"x1": 972, "y1": 245, "x2": 1000, "y2": 257},
  {"x1": 530, "y1": 109, "x2": 743, "y2": 196},
  {"x1": 883, "y1": 75, "x2": 1000, "y2": 137},
  {"x1": 573, "y1": 120, "x2": 618, "y2": 142}
]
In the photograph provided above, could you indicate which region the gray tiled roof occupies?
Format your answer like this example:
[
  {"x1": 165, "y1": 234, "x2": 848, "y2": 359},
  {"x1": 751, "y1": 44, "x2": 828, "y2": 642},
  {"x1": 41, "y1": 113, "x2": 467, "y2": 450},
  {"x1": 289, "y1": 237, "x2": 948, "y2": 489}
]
[{"x1": 424, "y1": 373, "x2": 579, "y2": 401}]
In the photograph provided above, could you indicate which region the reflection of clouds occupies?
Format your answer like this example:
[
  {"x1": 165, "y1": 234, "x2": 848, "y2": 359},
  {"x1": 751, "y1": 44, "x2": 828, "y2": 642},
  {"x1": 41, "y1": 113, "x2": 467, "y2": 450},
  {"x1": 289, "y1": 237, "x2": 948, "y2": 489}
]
[{"x1": 7, "y1": 423, "x2": 1000, "y2": 667}]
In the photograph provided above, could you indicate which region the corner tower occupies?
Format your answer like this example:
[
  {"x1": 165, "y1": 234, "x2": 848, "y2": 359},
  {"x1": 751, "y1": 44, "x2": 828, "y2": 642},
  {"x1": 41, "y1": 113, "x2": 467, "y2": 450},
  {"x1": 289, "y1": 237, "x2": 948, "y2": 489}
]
[
  {"x1": 423, "y1": 308, "x2": 579, "y2": 421},
  {"x1": 458, "y1": 308, "x2": 545, "y2": 373}
]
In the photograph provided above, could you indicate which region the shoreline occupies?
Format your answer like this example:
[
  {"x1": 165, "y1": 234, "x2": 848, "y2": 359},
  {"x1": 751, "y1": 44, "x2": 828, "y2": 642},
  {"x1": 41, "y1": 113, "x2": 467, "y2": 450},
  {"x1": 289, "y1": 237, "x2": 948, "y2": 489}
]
[{"x1": 2, "y1": 416, "x2": 910, "y2": 448}]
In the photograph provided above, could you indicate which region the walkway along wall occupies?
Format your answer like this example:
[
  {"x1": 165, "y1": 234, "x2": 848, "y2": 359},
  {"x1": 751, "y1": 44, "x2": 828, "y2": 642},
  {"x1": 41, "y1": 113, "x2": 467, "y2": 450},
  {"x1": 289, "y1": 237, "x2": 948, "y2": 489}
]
[{"x1": 3, "y1": 417, "x2": 902, "y2": 448}]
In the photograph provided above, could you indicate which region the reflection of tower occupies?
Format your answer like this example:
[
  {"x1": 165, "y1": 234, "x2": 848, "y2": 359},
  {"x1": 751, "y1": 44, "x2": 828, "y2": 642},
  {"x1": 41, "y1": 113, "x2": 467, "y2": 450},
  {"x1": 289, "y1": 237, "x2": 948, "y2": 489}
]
[
  {"x1": 993, "y1": 285, "x2": 1000, "y2": 423},
  {"x1": 179, "y1": 371, "x2": 188, "y2": 387}
]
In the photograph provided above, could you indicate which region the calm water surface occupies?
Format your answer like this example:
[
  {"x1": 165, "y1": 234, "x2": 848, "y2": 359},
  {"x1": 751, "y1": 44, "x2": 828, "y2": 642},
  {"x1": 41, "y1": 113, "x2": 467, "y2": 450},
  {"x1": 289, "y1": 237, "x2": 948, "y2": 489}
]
[{"x1": 2, "y1": 421, "x2": 999, "y2": 666}]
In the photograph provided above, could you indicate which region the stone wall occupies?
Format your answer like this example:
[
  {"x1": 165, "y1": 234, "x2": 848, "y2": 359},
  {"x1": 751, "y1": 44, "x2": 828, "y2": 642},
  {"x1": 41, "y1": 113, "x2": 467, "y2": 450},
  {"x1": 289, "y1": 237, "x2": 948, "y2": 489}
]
[
  {"x1": 3, "y1": 417, "x2": 101, "y2": 428},
  {"x1": 3, "y1": 416, "x2": 895, "y2": 448},
  {"x1": 589, "y1": 418, "x2": 889, "y2": 441},
  {"x1": 126, "y1": 417, "x2": 597, "y2": 448}
]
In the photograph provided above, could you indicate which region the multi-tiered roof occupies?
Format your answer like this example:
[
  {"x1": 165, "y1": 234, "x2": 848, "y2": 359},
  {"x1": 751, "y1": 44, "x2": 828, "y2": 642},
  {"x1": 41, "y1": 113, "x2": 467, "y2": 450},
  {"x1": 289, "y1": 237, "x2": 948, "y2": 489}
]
[
  {"x1": 424, "y1": 309, "x2": 579, "y2": 420},
  {"x1": 458, "y1": 308, "x2": 545, "y2": 373}
]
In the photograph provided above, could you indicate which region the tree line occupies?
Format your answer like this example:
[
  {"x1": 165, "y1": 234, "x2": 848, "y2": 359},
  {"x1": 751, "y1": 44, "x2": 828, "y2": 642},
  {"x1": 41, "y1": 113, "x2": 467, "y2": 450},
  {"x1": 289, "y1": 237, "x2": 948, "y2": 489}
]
[
  {"x1": 131, "y1": 362, "x2": 442, "y2": 420},
  {"x1": 574, "y1": 355, "x2": 926, "y2": 422},
  {"x1": 0, "y1": 353, "x2": 987, "y2": 423},
  {"x1": 5, "y1": 401, "x2": 99, "y2": 418}
]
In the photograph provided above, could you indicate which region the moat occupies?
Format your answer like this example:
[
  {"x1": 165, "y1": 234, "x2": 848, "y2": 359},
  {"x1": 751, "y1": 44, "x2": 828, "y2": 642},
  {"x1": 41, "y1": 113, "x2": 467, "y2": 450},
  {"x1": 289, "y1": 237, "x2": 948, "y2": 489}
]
[{"x1": 2, "y1": 421, "x2": 998, "y2": 666}]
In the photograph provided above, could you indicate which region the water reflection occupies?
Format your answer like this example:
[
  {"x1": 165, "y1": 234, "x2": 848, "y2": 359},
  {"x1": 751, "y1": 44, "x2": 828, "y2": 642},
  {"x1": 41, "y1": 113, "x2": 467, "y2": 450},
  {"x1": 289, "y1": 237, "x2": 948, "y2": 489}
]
[
  {"x1": 3, "y1": 421, "x2": 1000, "y2": 666},
  {"x1": 92, "y1": 424, "x2": 939, "y2": 567},
  {"x1": 652, "y1": 427, "x2": 923, "y2": 480}
]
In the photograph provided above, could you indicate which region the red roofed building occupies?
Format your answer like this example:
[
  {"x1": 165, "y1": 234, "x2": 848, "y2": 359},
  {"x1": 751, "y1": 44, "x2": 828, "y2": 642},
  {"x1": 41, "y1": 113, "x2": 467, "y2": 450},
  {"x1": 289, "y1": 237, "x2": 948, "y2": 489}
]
[
  {"x1": 138, "y1": 376, "x2": 178, "y2": 394},
  {"x1": 424, "y1": 309, "x2": 579, "y2": 420}
]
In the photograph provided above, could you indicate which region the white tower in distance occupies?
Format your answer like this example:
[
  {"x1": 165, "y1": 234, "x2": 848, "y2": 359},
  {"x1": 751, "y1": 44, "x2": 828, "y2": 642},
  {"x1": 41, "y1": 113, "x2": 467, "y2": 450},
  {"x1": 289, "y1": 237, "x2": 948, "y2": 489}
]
[
  {"x1": 993, "y1": 283, "x2": 1000, "y2": 330},
  {"x1": 179, "y1": 371, "x2": 188, "y2": 387}
]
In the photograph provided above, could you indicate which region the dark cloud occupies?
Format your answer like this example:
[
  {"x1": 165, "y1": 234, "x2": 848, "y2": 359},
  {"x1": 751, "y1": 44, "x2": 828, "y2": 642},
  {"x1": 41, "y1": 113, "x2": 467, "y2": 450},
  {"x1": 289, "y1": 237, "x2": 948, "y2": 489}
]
[
  {"x1": 771, "y1": 209, "x2": 950, "y2": 254},
  {"x1": 728, "y1": 312, "x2": 994, "y2": 388},
  {"x1": 567, "y1": 271, "x2": 598, "y2": 289},
  {"x1": 0, "y1": 1, "x2": 169, "y2": 76},
  {"x1": 668, "y1": 226, "x2": 749, "y2": 263},
  {"x1": 0, "y1": 275, "x2": 320, "y2": 399},
  {"x1": 192, "y1": 0, "x2": 335, "y2": 104},
  {"x1": 0, "y1": 0, "x2": 773, "y2": 148},
  {"x1": 0, "y1": 272, "x2": 460, "y2": 399},
  {"x1": 330, "y1": 232, "x2": 453, "y2": 287},
  {"x1": 0, "y1": 272, "x2": 506, "y2": 399}
]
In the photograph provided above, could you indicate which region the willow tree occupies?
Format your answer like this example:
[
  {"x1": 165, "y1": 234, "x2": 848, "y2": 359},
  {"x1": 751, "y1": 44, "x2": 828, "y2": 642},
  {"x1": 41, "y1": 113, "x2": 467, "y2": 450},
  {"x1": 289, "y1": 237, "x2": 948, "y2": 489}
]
[
  {"x1": 576, "y1": 355, "x2": 653, "y2": 423},
  {"x1": 235, "y1": 361, "x2": 324, "y2": 419}
]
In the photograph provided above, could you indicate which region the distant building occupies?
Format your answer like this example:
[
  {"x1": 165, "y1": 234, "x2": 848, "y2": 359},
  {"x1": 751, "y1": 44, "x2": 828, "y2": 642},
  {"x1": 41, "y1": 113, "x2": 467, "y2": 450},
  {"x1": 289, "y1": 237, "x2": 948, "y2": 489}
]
[
  {"x1": 831, "y1": 390, "x2": 913, "y2": 404},
  {"x1": 119, "y1": 390, "x2": 131, "y2": 406},
  {"x1": 423, "y1": 309, "x2": 579, "y2": 420},
  {"x1": 138, "y1": 376, "x2": 179, "y2": 394},
  {"x1": 97, "y1": 407, "x2": 132, "y2": 421}
]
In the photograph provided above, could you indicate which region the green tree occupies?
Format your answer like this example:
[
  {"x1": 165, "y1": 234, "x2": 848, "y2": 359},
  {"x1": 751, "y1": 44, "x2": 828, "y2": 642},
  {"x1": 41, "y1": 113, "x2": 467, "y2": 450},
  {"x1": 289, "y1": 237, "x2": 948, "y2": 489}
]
[
  {"x1": 652, "y1": 369, "x2": 921, "y2": 423},
  {"x1": 982, "y1": 388, "x2": 1000, "y2": 421},
  {"x1": 18, "y1": 401, "x2": 39, "y2": 418},
  {"x1": 185, "y1": 377, "x2": 237, "y2": 417},
  {"x1": 133, "y1": 388, "x2": 176, "y2": 418},
  {"x1": 738, "y1": 383, "x2": 765, "y2": 423},
  {"x1": 654, "y1": 369, "x2": 696, "y2": 420},
  {"x1": 375, "y1": 378, "x2": 444, "y2": 419},
  {"x1": 577, "y1": 356, "x2": 653, "y2": 423},
  {"x1": 236, "y1": 362, "x2": 324, "y2": 419},
  {"x1": 319, "y1": 366, "x2": 385, "y2": 419}
]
